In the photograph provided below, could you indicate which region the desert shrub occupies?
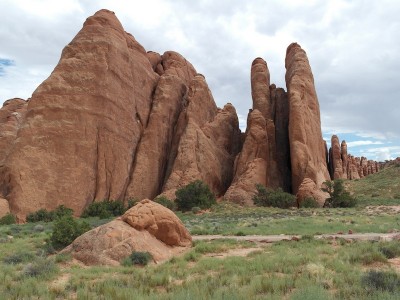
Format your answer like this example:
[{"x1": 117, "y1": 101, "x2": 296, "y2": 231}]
[
  {"x1": 50, "y1": 215, "x2": 91, "y2": 249},
  {"x1": 55, "y1": 253, "x2": 72, "y2": 263},
  {"x1": 53, "y1": 205, "x2": 74, "y2": 219},
  {"x1": 253, "y1": 184, "x2": 296, "y2": 208},
  {"x1": 0, "y1": 213, "x2": 16, "y2": 225},
  {"x1": 23, "y1": 258, "x2": 58, "y2": 279},
  {"x1": 299, "y1": 197, "x2": 319, "y2": 208},
  {"x1": 122, "y1": 251, "x2": 152, "y2": 266},
  {"x1": 361, "y1": 270, "x2": 400, "y2": 293},
  {"x1": 175, "y1": 180, "x2": 216, "y2": 212},
  {"x1": 322, "y1": 180, "x2": 357, "y2": 208},
  {"x1": 26, "y1": 209, "x2": 53, "y2": 222},
  {"x1": 3, "y1": 251, "x2": 35, "y2": 264},
  {"x1": 81, "y1": 199, "x2": 125, "y2": 219},
  {"x1": 26, "y1": 205, "x2": 74, "y2": 223},
  {"x1": 154, "y1": 196, "x2": 176, "y2": 210}
]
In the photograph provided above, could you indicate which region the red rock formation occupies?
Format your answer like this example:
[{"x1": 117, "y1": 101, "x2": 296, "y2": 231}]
[
  {"x1": 224, "y1": 109, "x2": 268, "y2": 205},
  {"x1": 341, "y1": 141, "x2": 348, "y2": 179},
  {"x1": 329, "y1": 135, "x2": 343, "y2": 179},
  {"x1": 285, "y1": 43, "x2": 330, "y2": 198},
  {"x1": 271, "y1": 85, "x2": 291, "y2": 192},
  {"x1": 161, "y1": 74, "x2": 240, "y2": 199},
  {"x1": 62, "y1": 199, "x2": 191, "y2": 265}
]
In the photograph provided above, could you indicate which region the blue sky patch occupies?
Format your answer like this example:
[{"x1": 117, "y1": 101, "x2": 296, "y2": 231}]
[{"x1": 0, "y1": 58, "x2": 15, "y2": 76}]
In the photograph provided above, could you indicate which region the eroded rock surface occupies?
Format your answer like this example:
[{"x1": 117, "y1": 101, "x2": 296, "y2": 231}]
[
  {"x1": 285, "y1": 43, "x2": 330, "y2": 198},
  {"x1": 62, "y1": 200, "x2": 191, "y2": 266}
]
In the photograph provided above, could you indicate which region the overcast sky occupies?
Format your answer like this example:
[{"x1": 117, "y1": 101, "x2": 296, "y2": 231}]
[{"x1": 1, "y1": 0, "x2": 399, "y2": 161}]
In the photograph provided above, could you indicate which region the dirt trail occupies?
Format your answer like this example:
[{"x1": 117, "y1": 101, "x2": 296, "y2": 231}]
[{"x1": 192, "y1": 233, "x2": 400, "y2": 243}]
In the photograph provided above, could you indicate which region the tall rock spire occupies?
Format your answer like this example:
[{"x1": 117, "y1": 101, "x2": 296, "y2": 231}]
[{"x1": 285, "y1": 43, "x2": 330, "y2": 202}]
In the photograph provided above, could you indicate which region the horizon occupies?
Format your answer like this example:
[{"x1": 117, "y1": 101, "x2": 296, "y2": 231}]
[{"x1": 1, "y1": 0, "x2": 399, "y2": 161}]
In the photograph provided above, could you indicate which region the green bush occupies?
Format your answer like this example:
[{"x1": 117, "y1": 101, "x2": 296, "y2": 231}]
[
  {"x1": 253, "y1": 184, "x2": 296, "y2": 208},
  {"x1": 175, "y1": 180, "x2": 216, "y2": 212},
  {"x1": 81, "y1": 199, "x2": 125, "y2": 219},
  {"x1": 122, "y1": 251, "x2": 152, "y2": 266},
  {"x1": 26, "y1": 205, "x2": 74, "y2": 223},
  {"x1": 299, "y1": 197, "x2": 319, "y2": 208},
  {"x1": 322, "y1": 180, "x2": 357, "y2": 208},
  {"x1": 154, "y1": 196, "x2": 176, "y2": 210},
  {"x1": 191, "y1": 206, "x2": 201, "y2": 214},
  {"x1": 0, "y1": 213, "x2": 16, "y2": 225},
  {"x1": 361, "y1": 270, "x2": 400, "y2": 293},
  {"x1": 50, "y1": 215, "x2": 91, "y2": 250}
]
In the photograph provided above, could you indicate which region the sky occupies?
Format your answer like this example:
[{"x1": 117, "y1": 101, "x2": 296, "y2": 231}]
[{"x1": 0, "y1": 0, "x2": 399, "y2": 161}]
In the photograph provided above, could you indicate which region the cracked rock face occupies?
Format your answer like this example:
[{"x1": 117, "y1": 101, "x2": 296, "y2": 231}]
[{"x1": 62, "y1": 199, "x2": 192, "y2": 266}]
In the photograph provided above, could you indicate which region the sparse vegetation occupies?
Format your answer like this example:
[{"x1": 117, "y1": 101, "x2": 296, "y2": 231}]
[
  {"x1": 0, "y1": 213, "x2": 16, "y2": 225},
  {"x1": 253, "y1": 184, "x2": 296, "y2": 208},
  {"x1": 362, "y1": 270, "x2": 400, "y2": 293},
  {"x1": 175, "y1": 180, "x2": 216, "y2": 212},
  {"x1": 323, "y1": 179, "x2": 357, "y2": 208}
]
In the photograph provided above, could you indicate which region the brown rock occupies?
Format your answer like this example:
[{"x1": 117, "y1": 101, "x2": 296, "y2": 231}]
[
  {"x1": 146, "y1": 51, "x2": 164, "y2": 75},
  {"x1": 0, "y1": 197, "x2": 10, "y2": 218},
  {"x1": 125, "y1": 74, "x2": 187, "y2": 201},
  {"x1": 0, "y1": 9, "x2": 159, "y2": 219},
  {"x1": 122, "y1": 199, "x2": 191, "y2": 246},
  {"x1": 285, "y1": 43, "x2": 330, "y2": 194},
  {"x1": 224, "y1": 109, "x2": 268, "y2": 205},
  {"x1": 341, "y1": 141, "x2": 348, "y2": 179},
  {"x1": 161, "y1": 75, "x2": 240, "y2": 199},
  {"x1": 62, "y1": 199, "x2": 191, "y2": 266},
  {"x1": 272, "y1": 86, "x2": 291, "y2": 192},
  {"x1": 296, "y1": 178, "x2": 329, "y2": 207},
  {"x1": 0, "y1": 98, "x2": 27, "y2": 163},
  {"x1": 329, "y1": 135, "x2": 343, "y2": 179},
  {"x1": 347, "y1": 156, "x2": 360, "y2": 179},
  {"x1": 251, "y1": 58, "x2": 271, "y2": 120}
]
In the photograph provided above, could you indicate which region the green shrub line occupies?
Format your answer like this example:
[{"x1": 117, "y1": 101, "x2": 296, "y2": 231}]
[
  {"x1": 26, "y1": 205, "x2": 73, "y2": 223},
  {"x1": 154, "y1": 196, "x2": 176, "y2": 210},
  {"x1": 253, "y1": 184, "x2": 296, "y2": 208}
]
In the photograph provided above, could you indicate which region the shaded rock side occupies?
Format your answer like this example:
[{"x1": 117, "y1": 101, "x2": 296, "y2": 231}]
[
  {"x1": 62, "y1": 199, "x2": 191, "y2": 266},
  {"x1": 161, "y1": 85, "x2": 241, "y2": 200},
  {"x1": 271, "y1": 85, "x2": 291, "y2": 192},
  {"x1": 341, "y1": 140, "x2": 348, "y2": 179},
  {"x1": 0, "y1": 9, "x2": 159, "y2": 220},
  {"x1": 285, "y1": 43, "x2": 330, "y2": 195},
  {"x1": 0, "y1": 98, "x2": 28, "y2": 164},
  {"x1": 224, "y1": 109, "x2": 268, "y2": 205}
]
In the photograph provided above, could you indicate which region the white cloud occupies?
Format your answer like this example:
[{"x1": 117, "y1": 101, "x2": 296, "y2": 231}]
[{"x1": 346, "y1": 141, "x2": 384, "y2": 148}]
